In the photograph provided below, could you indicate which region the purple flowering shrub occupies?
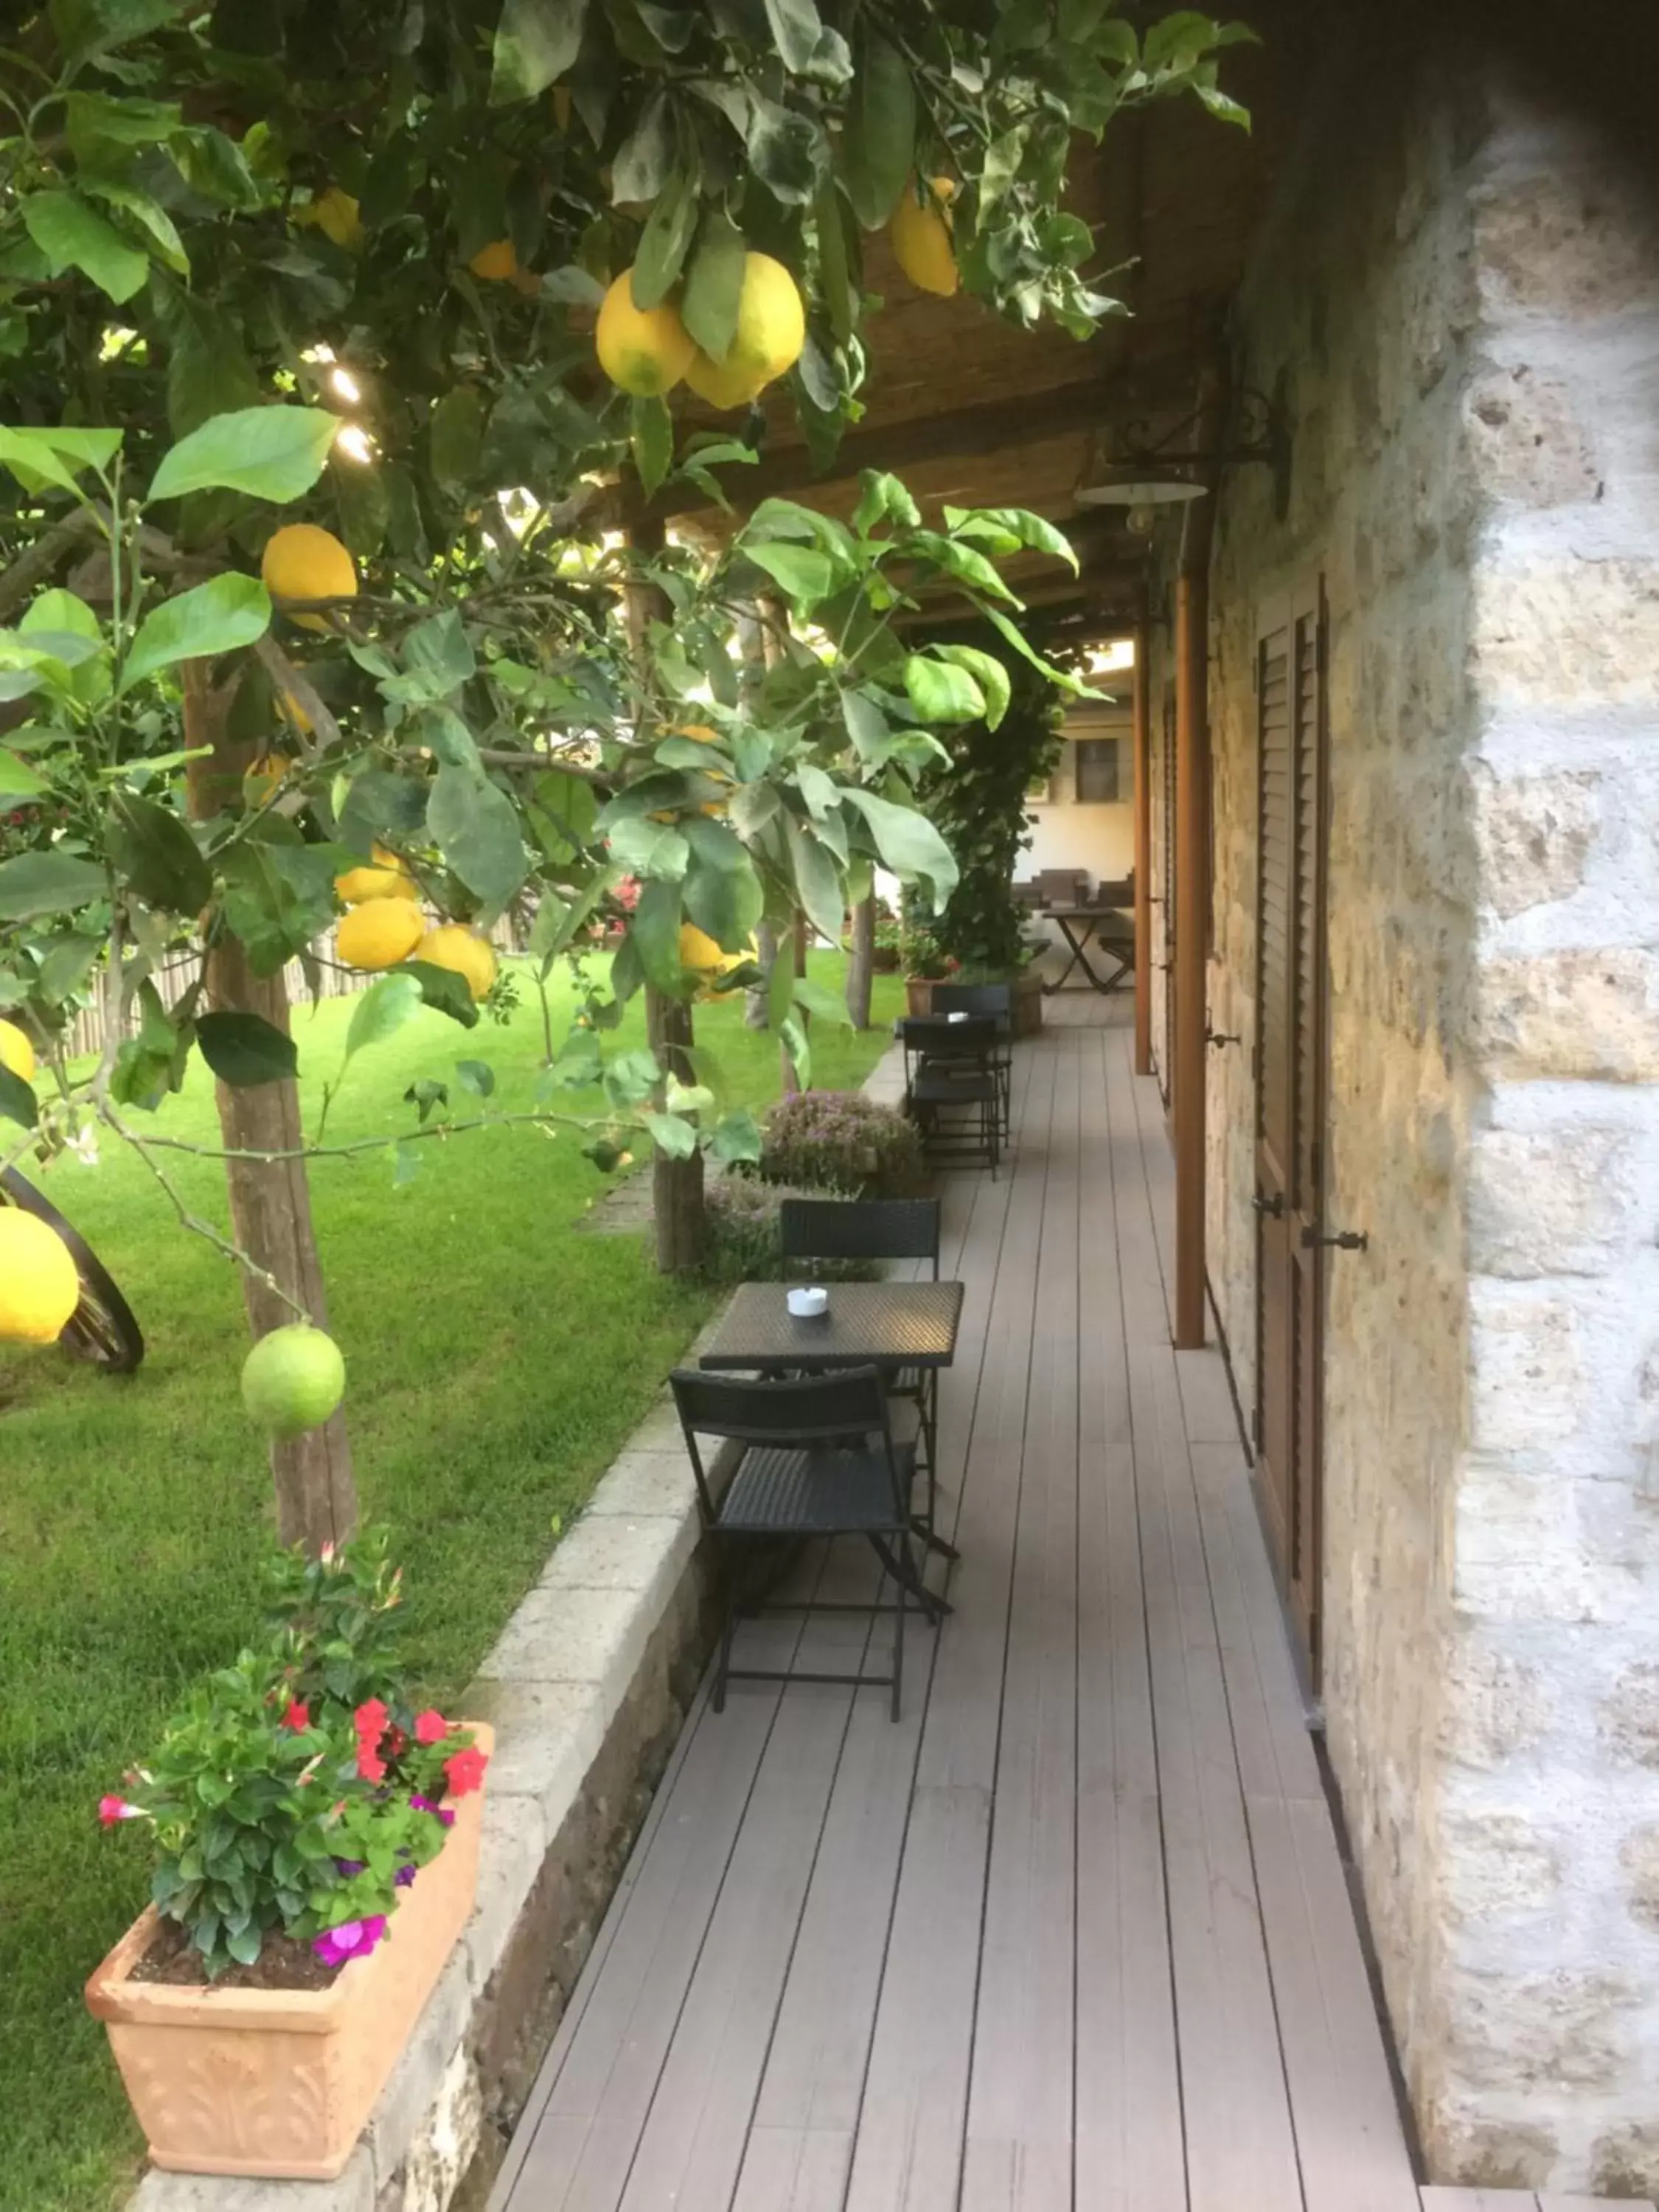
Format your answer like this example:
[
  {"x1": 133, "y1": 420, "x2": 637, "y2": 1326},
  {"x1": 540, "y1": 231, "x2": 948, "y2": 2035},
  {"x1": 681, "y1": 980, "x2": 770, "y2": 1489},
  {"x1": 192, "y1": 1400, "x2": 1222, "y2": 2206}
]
[
  {"x1": 757, "y1": 1090, "x2": 925, "y2": 1199},
  {"x1": 701, "y1": 1179, "x2": 881, "y2": 1286},
  {"x1": 98, "y1": 1533, "x2": 487, "y2": 1980}
]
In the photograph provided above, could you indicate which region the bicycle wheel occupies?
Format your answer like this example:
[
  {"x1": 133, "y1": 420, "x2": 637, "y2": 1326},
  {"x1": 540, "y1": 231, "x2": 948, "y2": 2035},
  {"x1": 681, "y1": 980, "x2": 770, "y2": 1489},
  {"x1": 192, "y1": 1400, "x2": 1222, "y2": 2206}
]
[{"x1": 0, "y1": 1166, "x2": 145, "y2": 1373}]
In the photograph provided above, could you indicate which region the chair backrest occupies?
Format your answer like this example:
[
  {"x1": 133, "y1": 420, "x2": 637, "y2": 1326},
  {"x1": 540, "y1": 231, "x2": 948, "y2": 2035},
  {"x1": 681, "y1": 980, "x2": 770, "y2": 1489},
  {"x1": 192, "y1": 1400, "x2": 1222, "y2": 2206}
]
[
  {"x1": 931, "y1": 981, "x2": 1012, "y2": 1035},
  {"x1": 779, "y1": 1197, "x2": 940, "y2": 1279},
  {"x1": 1037, "y1": 867, "x2": 1088, "y2": 907},
  {"x1": 1011, "y1": 879, "x2": 1043, "y2": 908},
  {"x1": 901, "y1": 1012, "x2": 998, "y2": 1063},
  {"x1": 669, "y1": 1366, "x2": 898, "y2": 1521}
]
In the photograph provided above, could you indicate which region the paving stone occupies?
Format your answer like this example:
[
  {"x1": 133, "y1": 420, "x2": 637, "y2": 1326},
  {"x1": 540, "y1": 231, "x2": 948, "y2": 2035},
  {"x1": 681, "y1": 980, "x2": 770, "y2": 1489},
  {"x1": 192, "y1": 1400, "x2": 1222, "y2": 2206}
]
[
  {"x1": 131, "y1": 2155, "x2": 375, "y2": 2212},
  {"x1": 535, "y1": 1510, "x2": 695, "y2": 1593},
  {"x1": 585, "y1": 1450, "x2": 697, "y2": 1518},
  {"x1": 366, "y1": 1950, "x2": 475, "y2": 2187}
]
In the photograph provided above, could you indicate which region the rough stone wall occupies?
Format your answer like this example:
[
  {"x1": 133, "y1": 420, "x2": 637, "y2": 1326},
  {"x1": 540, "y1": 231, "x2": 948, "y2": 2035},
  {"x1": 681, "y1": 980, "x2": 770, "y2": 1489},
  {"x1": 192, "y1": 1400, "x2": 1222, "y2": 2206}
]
[{"x1": 1154, "y1": 18, "x2": 1659, "y2": 2190}]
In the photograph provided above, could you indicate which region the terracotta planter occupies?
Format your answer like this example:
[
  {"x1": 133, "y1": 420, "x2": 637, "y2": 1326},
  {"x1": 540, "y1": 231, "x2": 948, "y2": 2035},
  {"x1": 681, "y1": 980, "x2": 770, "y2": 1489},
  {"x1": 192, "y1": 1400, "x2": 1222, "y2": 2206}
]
[
  {"x1": 86, "y1": 1724, "x2": 492, "y2": 2182},
  {"x1": 905, "y1": 976, "x2": 936, "y2": 1016},
  {"x1": 1010, "y1": 967, "x2": 1044, "y2": 1038}
]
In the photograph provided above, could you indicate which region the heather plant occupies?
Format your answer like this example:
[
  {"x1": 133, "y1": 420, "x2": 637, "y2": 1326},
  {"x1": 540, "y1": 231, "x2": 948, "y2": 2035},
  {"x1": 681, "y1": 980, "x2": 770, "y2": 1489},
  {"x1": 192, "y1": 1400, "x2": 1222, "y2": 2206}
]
[
  {"x1": 700, "y1": 1178, "x2": 881, "y2": 1287},
  {"x1": 758, "y1": 1091, "x2": 926, "y2": 1199}
]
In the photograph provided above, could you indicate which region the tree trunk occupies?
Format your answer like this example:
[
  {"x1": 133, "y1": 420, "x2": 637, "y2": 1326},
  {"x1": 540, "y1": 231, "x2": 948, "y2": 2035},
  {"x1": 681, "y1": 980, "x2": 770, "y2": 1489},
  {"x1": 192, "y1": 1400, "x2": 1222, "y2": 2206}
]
[
  {"x1": 846, "y1": 897, "x2": 875, "y2": 1029},
  {"x1": 184, "y1": 661, "x2": 357, "y2": 1554},
  {"x1": 625, "y1": 524, "x2": 706, "y2": 1271},
  {"x1": 646, "y1": 985, "x2": 705, "y2": 1273}
]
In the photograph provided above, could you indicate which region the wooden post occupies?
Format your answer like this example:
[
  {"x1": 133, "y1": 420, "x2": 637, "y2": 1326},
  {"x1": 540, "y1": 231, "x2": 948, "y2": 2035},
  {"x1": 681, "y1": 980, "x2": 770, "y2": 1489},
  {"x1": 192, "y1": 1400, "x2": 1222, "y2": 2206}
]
[
  {"x1": 625, "y1": 520, "x2": 706, "y2": 1273},
  {"x1": 1133, "y1": 608, "x2": 1153, "y2": 1078},
  {"x1": 1172, "y1": 367, "x2": 1223, "y2": 1351},
  {"x1": 846, "y1": 897, "x2": 875, "y2": 1029},
  {"x1": 184, "y1": 661, "x2": 357, "y2": 1555}
]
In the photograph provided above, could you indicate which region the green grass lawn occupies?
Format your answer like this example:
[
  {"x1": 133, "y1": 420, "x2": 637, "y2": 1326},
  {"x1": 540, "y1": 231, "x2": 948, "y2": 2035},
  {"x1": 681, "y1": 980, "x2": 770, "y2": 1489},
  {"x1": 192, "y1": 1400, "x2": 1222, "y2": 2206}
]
[{"x1": 0, "y1": 949, "x2": 902, "y2": 2212}]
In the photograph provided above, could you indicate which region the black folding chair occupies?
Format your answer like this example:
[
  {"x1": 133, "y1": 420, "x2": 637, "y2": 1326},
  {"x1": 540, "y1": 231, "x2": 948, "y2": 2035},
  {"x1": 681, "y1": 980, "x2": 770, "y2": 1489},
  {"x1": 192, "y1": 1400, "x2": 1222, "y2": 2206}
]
[
  {"x1": 900, "y1": 1015, "x2": 1001, "y2": 1176},
  {"x1": 929, "y1": 983, "x2": 1013, "y2": 1142},
  {"x1": 777, "y1": 1200, "x2": 951, "y2": 1551},
  {"x1": 669, "y1": 1368, "x2": 933, "y2": 1721}
]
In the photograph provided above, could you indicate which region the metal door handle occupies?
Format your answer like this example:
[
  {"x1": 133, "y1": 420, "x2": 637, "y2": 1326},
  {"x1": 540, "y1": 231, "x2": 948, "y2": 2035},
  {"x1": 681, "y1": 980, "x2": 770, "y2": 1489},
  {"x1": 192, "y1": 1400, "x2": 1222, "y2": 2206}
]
[
  {"x1": 1253, "y1": 1190, "x2": 1286, "y2": 1217},
  {"x1": 1302, "y1": 1225, "x2": 1368, "y2": 1251}
]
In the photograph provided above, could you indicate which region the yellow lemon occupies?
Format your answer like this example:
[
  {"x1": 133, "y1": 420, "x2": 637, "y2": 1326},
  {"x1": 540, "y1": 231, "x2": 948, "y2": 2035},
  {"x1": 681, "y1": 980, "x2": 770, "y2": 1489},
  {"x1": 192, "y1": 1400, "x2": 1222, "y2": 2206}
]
[
  {"x1": 595, "y1": 269, "x2": 696, "y2": 397},
  {"x1": 261, "y1": 524, "x2": 357, "y2": 635},
  {"x1": 890, "y1": 175, "x2": 959, "y2": 297},
  {"x1": 0, "y1": 1017, "x2": 37, "y2": 1085},
  {"x1": 278, "y1": 684, "x2": 314, "y2": 736},
  {"x1": 469, "y1": 237, "x2": 518, "y2": 281},
  {"x1": 241, "y1": 1324, "x2": 345, "y2": 1437},
  {"x1": 684, "y1": 350, "x2": 768, "y2": 411},
  {"x1": 299, "y1": 187, "x2": 363, "y2": 251},
  {"x1": 684, "y1": 253, "x2": 804, "y2": 408},
  {"x1": 0, "y1": 1208, "x2": 80, "y2": 1344},
  {"x1": 335, "y1": 863, "x2": 417, "y2": 905},
  {"x1": 336, "y1": 899, "x2": 425, "y2": 970},
  {"x1": 679, "y1": 922, "x2": 725, "y2": 974},
  {"x1": 416, "y1": 924, "x2": 498, "y2": 1002}
]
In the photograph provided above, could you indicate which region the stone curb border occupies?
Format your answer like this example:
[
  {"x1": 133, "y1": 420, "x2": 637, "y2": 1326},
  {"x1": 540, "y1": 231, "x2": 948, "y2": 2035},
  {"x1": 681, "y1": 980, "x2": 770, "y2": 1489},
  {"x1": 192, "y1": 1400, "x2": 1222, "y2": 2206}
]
[{"x1": 130, "y1": 1040, "x2": 907, "y2": 2212}]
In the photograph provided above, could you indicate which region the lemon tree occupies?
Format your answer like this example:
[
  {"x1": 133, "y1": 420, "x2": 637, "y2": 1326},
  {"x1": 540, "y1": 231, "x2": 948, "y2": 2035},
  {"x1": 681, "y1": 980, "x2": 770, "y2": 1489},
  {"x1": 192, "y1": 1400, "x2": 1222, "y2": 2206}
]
[{"x1": 0, "y1": 0, "x2": 1251, "y2": 1551}]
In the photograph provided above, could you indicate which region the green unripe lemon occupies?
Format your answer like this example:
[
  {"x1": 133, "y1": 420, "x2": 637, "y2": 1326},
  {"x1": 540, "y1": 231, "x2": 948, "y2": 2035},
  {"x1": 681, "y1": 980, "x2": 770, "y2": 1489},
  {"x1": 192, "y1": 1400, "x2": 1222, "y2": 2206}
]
[{"x1": 241, "y1": 1324, "x2": 346, "y2": 1438}]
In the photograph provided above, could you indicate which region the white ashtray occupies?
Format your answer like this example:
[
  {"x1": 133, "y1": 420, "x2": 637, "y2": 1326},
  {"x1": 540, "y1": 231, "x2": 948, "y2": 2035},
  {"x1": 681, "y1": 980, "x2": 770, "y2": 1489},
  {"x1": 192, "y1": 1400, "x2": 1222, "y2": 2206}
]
[
  {"x1": 947, "y1": 1009, "x2": 970, "y2": 1023},
  {"x1": 787, "y1": 1285, "x2": 830, "y2": 1319}
]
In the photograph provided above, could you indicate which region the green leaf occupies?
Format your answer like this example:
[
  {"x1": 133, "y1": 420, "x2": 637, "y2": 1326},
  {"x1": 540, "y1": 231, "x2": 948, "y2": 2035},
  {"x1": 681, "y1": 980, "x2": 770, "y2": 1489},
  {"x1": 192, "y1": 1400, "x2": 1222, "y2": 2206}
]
[
  {"x1": 455, "y1": 1057, "x2": 495, "y2": 1097},
  {"x1": 708, "y1": 1107, "x2": 762, "y2": 1165},
  {"x1": 338, "y1": 770, "x2": 431, "y2": 855},
  {"x1": 0, "y1": 424, "x2": 122, "y2": 495},
  {"x1": 633, "y1": 169, "x2": 699, "y2": 310},
  {"x1": 0, "y1": 749, "x2": 48, "y2": 800},
  {"x1": 161, "y1": 295, "x2": 261, "y2": 439},
  {"x1": 219, "y1": 838, "x2": 338, "y2": 974},
  {"x1": 785, "y1": 817, "x2": 844, "y2": 946},
  {"x1": 0, "y1": 1063, "x2": 39, "y2": 1131},
  {"x1": 743, "y1": 542, "x2": 835, "y2": 606},
  {"x1": 343, "y1": 972, "x2": 423, "y2": 1065},
  {"x1": 224, "y1": 1922, "x2": 263, "y2": 1969},
  {"x1": 745, "y1": 98, "x2": 828, "y2": 206},
  {"x1": 36, "y1": 931, "x2": 102, "y2": 1004},
  {"x1": 680, "y1": 209, "x2": 747, "y2": 360},
  {"x1": 630, "y1": 394, "x2": 674, "y2": 499},
  {"x1": 980, "y1": 603, "x2": 1105, "y2": 695},
  {"x1": 195, "y1": 1010, "x2": 298, "y2": 1086},
  {"x1": 642, "y1": 1110, "x2": 698, "y2": 1158},
  {"x1": 839, "y1": 31, "x2": 914, "y2": 229},
  {"x1": 403, "y1": 610, "x2": 476, "y2": 698},
  {"x1": 682, "y1": 846, "x2": 763, "y2": 950},
  {"x1": 603, "y1": 1047, "x2": 662, "y2": 1110},
  {"x1": 22, "y1": 191, "x2": 147, "y2": 304},
  {"x1": 426, "y1": 765, "x2": 528, "y2": 908},
  {"x1": 121, "y1": 574, "x2": 271, "y2": 693},
  {"x1": 106, "y1": 793, "x2": 212, "y2": 914},
  {"x1": 763, "y1": 0, "x2": 822, "y2": 71},
  {"x1": 429, "y1": 386, "x2": 489, "y2": 487},
  {"x1": 0, "y1": 850, "x2": 107, "y2": 922},
  {"x1": 613, "y1": 91, "x2": 674, "y2": 204},
  {"x1": 84, "y1": 180, "x2": 188, "y2": 274},
  {"x1": 149, "y1": 406, "x2": 341, "y2": 504},
  {"x1": 936, "y1": 644, "x2": 1012, "y2": 729},
  {"x1": 400, "y1": 960, "x2": 482, "y2": 1029},
  {"x1": 779, "y1": 1010, "x2": 812, "y2": 1090},
  {"x1": 903, "y1": 653, "x2": 984, "y2": 724},
  {"x1": 950, "y1": 506, "x2": 1079, "y2": 574},
  {"x1": 792, "y1": 973, "x2": 853, "y2": 1027},
  {"x1": 490, "y1": 0, "x2": 589, "y2": 102},
  {"x1": 630, "y1": 877, "x2": 685, "y2": 992},
  {"x1": 841, "y1": 688, "x2": 894, "y2": 764},
  {"x1": 841, "y1": 787, "x2": 959, "y2": 907},
  {"x1": 907, "y1": 529, "x2": 1016, "y2": 603},
  {"x1": 606, "y1": 813, "x2": 689, "y2": 882}
]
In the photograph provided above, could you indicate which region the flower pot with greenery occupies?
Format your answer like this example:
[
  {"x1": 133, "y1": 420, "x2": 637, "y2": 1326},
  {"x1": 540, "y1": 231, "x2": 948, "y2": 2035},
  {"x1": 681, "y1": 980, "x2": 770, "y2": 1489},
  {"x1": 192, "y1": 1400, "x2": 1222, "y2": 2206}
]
[
  {"x1": 871, "y1": 913, "x2": 902, "y2": 975},
  {"x1": 902, "y1": 924, "x2": 958, "y2": 1017},
  {"x1": 85, "y1": 1535, "x2": 491, "y2": 2182}
]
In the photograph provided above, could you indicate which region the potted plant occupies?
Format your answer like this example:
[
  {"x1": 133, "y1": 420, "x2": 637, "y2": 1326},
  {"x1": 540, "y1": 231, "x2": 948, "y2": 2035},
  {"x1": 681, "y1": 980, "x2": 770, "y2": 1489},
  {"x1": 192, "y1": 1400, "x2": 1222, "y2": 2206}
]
[
  {"x1": 902, "y1": 922, "x2": 958, "y2": 1017},
  {"x1": 872, "y1": 913, "x2": 903, "y2": 975},
  {"x1": 85, "y1": 1534, "x2": 491, "y2": 2182}
]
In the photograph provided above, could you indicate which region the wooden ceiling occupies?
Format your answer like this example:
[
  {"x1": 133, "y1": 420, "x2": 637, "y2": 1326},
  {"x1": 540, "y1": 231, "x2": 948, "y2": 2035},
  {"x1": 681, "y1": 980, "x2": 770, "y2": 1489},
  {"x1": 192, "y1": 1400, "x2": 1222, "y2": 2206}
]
[{"x1": 662, "y1": 14, "x2": 1307, "y2": 633}]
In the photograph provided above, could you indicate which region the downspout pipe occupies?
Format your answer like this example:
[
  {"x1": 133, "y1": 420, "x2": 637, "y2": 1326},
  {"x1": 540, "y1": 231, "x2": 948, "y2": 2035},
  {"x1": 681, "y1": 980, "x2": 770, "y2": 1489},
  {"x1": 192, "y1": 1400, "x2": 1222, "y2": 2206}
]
[
  {"x1": 1172, "y1": 360, "x2": 1227, "y2": 1350},
  {"x1": 1133, "y1": 583, "x2": 1152, "y2": 1077}
]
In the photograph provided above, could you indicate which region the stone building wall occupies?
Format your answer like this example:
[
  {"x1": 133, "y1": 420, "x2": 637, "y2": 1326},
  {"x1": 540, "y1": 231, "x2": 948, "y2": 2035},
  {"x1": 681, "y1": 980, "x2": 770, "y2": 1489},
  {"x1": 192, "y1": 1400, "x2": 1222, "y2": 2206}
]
[{"x1": 1147, "y1": 18, "x2": 1659, "y2": 2191}]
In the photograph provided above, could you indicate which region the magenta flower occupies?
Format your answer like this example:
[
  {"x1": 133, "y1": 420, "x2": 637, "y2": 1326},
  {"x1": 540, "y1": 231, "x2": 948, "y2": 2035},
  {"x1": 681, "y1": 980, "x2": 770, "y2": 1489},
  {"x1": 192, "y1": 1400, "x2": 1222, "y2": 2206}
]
[
  {"x1": 311, "y1": 1915, "x2": 388, "y2": 1969},
  {"x1": 411, "y1": 1793, "x2": 455, "y2": 1830},
  {"x1": 98, "y1": 1794, "x2": 145, "y2": 1829},
  {"x1": 395, "y1": 1863, "x2": 417, "y2": 1889}
]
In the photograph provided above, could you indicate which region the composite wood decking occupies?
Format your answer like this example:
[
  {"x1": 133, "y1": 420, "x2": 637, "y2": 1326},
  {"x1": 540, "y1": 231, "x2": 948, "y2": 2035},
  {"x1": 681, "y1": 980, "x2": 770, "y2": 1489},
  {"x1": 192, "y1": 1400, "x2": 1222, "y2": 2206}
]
[{"x1": 492, "y1": 1005, "x2": 1435, "y2": 2212}]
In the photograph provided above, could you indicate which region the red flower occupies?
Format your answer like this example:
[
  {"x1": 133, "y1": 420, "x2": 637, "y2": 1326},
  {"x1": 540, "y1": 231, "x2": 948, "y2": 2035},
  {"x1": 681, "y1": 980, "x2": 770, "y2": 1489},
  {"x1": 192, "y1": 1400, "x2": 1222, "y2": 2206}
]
[
  {"x1": 385, "y1": 1725, "x2": 408, "y2": 1757},
  {"x1": 414, "y1": 1709, "x2": 448, "y2": 1746},
  {"x1": 352, "y1": 1697, "x2": 389, "y2": 1741},
  {"x1": 282, "y1": 1700, "x2": 310, "y2": 1731},
  {"x1": 356, "y1": 1745, "x2": 386, "y2": 1784},
  {"x1": 442, "y1": 1746, "x2": 488, "y2": 1798},
  {"x1": 98, "y1": 1794, "x2": 142, "y2": 1827}
]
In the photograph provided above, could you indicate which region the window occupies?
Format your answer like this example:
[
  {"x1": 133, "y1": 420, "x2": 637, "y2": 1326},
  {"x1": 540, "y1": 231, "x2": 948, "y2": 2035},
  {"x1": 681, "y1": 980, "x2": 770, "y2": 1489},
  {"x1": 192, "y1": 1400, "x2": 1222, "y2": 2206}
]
[{"x1": 1074, "y1": 737, "x2": 1121, "y2": 803}]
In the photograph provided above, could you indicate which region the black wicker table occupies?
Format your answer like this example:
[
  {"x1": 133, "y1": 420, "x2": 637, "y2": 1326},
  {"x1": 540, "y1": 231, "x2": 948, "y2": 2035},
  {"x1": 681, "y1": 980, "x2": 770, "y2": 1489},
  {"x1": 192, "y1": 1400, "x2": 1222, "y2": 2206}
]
[
  {"x1": 698, "y1": 1279, "x2": 964, "y2": 1374},
  {"x1": 698, "y1": 1279, "x2": 967, "y2": 1604}
]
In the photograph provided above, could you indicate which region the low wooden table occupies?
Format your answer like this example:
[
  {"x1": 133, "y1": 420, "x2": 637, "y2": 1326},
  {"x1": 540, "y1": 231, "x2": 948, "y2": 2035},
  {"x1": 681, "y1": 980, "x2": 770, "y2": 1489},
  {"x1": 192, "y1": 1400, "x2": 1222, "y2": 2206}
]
[{"x1": 1043, "y1": 905, "x2": 1134, "y2": 995}]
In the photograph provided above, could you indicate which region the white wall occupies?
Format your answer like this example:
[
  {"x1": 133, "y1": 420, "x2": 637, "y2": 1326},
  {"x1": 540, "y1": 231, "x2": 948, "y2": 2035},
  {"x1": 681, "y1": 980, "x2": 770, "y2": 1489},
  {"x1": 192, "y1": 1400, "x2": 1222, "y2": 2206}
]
[{"x1": 1020, "y1": 714, "x2": 1135, "y2": 894}]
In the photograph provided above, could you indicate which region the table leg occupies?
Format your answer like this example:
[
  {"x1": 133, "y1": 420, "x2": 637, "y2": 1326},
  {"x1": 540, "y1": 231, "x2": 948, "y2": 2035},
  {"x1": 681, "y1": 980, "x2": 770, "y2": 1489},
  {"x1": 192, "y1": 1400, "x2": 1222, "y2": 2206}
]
[{"x1": 1042, "y1": 914, "x2": 1089, "y2": 993}]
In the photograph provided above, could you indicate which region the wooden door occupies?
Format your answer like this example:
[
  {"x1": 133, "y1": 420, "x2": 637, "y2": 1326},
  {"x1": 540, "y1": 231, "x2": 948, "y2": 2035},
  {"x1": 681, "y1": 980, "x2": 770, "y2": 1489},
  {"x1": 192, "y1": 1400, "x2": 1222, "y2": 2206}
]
[{"x1": 1253, "y1": 583, "x2": 1329, "y2": 1673}]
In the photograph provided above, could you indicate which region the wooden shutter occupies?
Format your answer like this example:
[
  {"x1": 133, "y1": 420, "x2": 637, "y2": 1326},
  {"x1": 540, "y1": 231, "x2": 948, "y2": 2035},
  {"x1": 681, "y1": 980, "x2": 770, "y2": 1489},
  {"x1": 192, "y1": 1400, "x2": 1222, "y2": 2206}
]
[
  {"x1": 1161, "y1": 694, "x2": 1177, "y2": 1104},
  {"x1": 1253, "y1": 582, "x2": 1329, "y2": 1674}
]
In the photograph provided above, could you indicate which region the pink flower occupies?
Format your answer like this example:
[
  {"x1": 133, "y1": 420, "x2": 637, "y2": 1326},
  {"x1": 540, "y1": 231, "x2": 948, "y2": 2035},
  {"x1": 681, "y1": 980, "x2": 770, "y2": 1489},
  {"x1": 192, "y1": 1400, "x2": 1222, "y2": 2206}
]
[
  {"x1": 311, "y1": 1915, "x2": 387, "y2": 1969},
  {"x1": 410, "y1": 1793, "x2": 455, "y2": 1830},
  {"x1": 98, "y1": 1795, "x2": 144, "y2": 1828},
  {"x1": 352, "y1": 1698, "x2": 389, "y2": 1742},
  {"x1": 356, "y1": 1745, "x2": 386, "y2": 1784},
  {"x1": 442, "y1": 1746, "x2": 488, "y2": 1798},
  {"x1": 413, "y1": 1709, "x2": 448, "y2": 1746},
  {"x1": 282, "y1": 1700, "x2": 310, "y2": 1731}
]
